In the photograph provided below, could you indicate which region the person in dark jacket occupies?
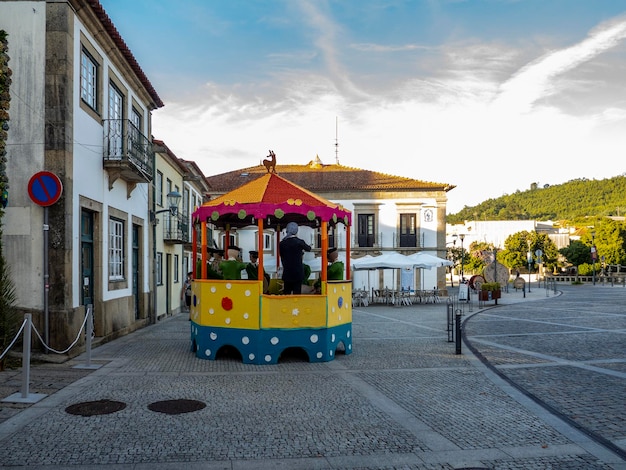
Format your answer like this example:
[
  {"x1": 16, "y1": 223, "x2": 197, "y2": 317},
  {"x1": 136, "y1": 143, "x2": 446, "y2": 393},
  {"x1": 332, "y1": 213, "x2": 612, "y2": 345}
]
[{"x1": 279, "y1": 222, "x2": 311, "y2": 294}]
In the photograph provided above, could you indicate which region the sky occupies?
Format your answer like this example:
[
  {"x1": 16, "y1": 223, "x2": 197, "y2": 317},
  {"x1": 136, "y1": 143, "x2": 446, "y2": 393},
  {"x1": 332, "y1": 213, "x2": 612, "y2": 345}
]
[{"x1": 99, "y1": 0, "x2": 626, "y2": 213}]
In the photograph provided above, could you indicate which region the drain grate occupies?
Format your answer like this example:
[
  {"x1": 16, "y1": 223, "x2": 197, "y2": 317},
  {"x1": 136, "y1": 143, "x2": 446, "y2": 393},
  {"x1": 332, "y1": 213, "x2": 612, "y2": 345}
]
[
  {"x1": 65, "y1": 399, "x2": 126, "y2": 416},
  {"x1": 147, "y1": 399, "x2": 206, "y2": 415}
]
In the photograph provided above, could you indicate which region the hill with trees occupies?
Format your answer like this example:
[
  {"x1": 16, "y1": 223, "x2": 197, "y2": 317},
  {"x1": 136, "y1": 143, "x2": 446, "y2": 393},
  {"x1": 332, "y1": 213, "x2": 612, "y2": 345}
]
[{"x1": 447, "y1": 175, "x2": 626, "y2": 224}]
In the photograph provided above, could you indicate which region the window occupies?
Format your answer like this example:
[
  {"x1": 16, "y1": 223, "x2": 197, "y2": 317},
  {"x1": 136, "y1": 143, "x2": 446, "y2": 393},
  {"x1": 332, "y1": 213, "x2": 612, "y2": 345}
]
[
  {"x1": 129, "y1": 107, "x2": 142, "y2": 159},
  {"x1": 174, "y1": 254, "x2": 180, "y2": 283},
  {"x1": 358, "y1": 214, "x2": 375, "y2": 247},
  {"x1": 80, "y1": 49, "x2": 98, "y2": 110},
  {"x1": 399, "y1": 213, "x2": 417, "y2": 247},
  {"x1": 183, "y1": 188, "x2": 190, "y2": 217},
  {"x1": 264, "y1": 233, "x2": 272, "y2": 251},
  {"x1": 156, "y1": 252, "x2": 163, "y2": 285},
  {"x1": 317, "y1": 227, "x2": 335, "y2": 250},
  {"x1": 131, "y1": 107, "x2": 142, "y2": 131},
  {"x1": 156, "y1": 171, "x2": 163, "y2": 207},
  {"x1": 107, "y1": 83, "x2": 124, "y2": 158},
  {"x1": 109, "y1": 218, "x2": 124, "y2": 280}
]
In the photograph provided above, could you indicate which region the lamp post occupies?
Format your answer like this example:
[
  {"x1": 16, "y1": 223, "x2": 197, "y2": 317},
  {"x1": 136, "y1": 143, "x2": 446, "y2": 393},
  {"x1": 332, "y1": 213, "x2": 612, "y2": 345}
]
[
  {"x1": 527, "y1": 240, "x2": 532, "y2": 293},
  {"x1": 151, "y1": 190, "x2": 182, "y2": 323},
  {"x1": 459, "y1": 234, "x2": 465, "y2": 282},
  {"x1": 591, "y1": 230, "x2": 596, "y2": 285},
  {"x1": 448, "y1": 235, "x2": 458, "y2": 287}
]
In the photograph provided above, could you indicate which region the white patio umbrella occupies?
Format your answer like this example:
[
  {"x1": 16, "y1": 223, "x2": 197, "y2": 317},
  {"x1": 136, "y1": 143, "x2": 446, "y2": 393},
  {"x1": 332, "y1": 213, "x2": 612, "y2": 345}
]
[
  {"x1": 407, "y1": 252, "x2": 453, "y2": 268},
  {"x1": 406, "y1": 252, "x2": 453, "y2": 290},
  {"x1": 352, "y1": 252, "x2": 432, "y2": 296},
  {"x1": 352, "y1": 252, "x2": 421, "y2": 270}
]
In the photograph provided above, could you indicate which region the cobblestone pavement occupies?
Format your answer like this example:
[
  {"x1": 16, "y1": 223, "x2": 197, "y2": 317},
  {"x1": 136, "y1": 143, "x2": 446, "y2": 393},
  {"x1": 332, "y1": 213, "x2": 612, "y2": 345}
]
[{"x1": 0, "y1": 284, "x2": 624, "y2": 469}]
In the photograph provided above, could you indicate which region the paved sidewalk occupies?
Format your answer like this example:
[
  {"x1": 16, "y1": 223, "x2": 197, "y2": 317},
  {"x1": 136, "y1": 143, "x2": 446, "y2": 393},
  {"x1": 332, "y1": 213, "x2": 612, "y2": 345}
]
[{"x1": 0, "y1": 283, "x2": 624, "y2": 469}]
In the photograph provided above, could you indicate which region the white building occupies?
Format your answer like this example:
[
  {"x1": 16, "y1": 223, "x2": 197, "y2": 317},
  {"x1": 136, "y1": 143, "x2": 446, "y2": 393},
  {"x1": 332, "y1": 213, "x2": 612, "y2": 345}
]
[
  {"x1": 0, "y1": 0, "x2": 163, "y2": 347},
  {"x1": 204, "y1": 157, "x2": 455, "y2": 293}
]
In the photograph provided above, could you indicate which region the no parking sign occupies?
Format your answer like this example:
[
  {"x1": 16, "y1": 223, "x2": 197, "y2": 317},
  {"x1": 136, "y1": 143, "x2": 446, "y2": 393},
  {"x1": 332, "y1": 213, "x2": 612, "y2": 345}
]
[{"x1": 28, "y1": 171, "x2": 63, "y2": 207}]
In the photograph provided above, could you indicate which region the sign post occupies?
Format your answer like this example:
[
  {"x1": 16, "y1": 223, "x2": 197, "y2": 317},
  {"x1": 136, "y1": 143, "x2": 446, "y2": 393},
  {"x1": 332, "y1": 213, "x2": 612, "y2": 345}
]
[{"x1": 28, "y1": 172, "x2": 63, "y2": 352}]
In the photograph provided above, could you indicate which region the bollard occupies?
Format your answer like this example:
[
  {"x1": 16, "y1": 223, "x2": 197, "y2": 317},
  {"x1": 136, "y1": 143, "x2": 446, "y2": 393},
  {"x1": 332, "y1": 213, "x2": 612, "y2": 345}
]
[
  {"x1": 74, "y1": 304, "x2": 102, "y2": 370},
  {"x1": 1, "y1": 314, "x2": 47, "y2": 404},
  {"x1": 447, "y1": 300, "x2": 454, "y2": 342},
  {"x1": 455, "y1": 310, "x2": 462, "y2": 354},
  {"x1": 20, "y1": 314, "x2": 32, "y2": 399},
  {"x1": 85, "y1": 304, "x2": 93, "y2": 367}
]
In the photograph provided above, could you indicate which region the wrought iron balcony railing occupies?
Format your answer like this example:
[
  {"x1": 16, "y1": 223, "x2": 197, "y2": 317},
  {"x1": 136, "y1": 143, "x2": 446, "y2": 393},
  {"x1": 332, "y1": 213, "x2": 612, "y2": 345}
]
[
  {"x1": 162, "y1": 213, "x2": 189, "y2": 244},
  {"x1": 103, "y1": 119, "x2": 154, "y2": 189}
]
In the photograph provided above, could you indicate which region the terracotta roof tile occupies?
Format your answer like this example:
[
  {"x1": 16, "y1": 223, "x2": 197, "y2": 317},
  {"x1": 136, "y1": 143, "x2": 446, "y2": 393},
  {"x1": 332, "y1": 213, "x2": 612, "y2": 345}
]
[
  {"x1": 206, "y1": 162, "x2": 455, "y2": 194},
  {"x1": 88, "y1": 0, "x2": 164, "y2": 109}
]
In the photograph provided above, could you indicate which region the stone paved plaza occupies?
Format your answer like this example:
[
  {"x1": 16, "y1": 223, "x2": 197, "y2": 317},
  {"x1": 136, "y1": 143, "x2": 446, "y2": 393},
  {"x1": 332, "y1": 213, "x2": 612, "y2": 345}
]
[{"x1": 0, "y1": 283, "x2": 624, "y2": 469}]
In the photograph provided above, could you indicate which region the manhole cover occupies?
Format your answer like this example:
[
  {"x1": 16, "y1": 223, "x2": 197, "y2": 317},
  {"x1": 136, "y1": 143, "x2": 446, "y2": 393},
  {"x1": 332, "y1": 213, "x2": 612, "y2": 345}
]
[
  {"x1": 65, "y1": 399, "x2": 126, "y2": 416},
  {"x1": 147, "y1": 399, "x2": 206, "y2": 415}
]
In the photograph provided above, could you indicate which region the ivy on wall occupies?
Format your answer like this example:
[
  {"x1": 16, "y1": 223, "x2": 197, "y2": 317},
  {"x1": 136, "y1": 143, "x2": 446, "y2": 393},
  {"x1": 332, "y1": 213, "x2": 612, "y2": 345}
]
[{"x1": 0, "y1": 30, "x2": 10, "y2": 211}]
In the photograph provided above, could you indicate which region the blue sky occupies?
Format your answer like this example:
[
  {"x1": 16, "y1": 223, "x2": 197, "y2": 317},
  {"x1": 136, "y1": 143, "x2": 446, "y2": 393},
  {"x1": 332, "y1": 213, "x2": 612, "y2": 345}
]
[{"x1": 100, "y1": 0, "x2": 626, "y2": 213}]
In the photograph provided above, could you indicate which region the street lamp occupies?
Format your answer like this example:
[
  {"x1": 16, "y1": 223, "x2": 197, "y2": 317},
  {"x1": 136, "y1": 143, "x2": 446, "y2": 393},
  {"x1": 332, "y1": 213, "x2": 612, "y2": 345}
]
[
  {"x1": 591, "y1": 230, "x2": 597, "y2": 285},
  {"x1": 151, "y1": 190, "x2": 182, "y2": 222},
  {"x1": 527, "y1": 240, "x2": 532, "y2": 293},
  {"x1": 448, "y1": 235, "x2": 457, "y2": 287},
  {"x1": 459, "y1": 234, "x2": 465, "y2": 282},
  {"x1": 151, "y1": 190, "x2": 182, "y2": 323}
]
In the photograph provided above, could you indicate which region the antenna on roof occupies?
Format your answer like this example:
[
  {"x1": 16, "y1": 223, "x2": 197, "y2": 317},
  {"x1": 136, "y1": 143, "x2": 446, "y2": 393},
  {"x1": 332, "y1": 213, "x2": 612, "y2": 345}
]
[{"x1": 335, "y1": 116, "x2": 340, "y2": 165}]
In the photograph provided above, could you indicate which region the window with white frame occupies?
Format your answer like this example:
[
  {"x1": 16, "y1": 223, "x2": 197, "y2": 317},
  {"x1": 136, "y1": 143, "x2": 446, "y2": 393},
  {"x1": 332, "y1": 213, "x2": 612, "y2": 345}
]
[
  {"x1": 156, "y1": 171, "x2": 163, "y2": 207},
  {"x1": 264, "y1": 233, "x2": 273, "y2": 251},
  {"x1": 108, "y1": 218, "x2": 124, "y2": 280},
  {"x1": 156, "y1": 252, "x2": 163, "y2": 285},
  {"x1": 174, "y1": 254, "x2": 180, "y2": 283},
  {"x1": 80, "y1": 49, "x2": 98, "y2": 110}
]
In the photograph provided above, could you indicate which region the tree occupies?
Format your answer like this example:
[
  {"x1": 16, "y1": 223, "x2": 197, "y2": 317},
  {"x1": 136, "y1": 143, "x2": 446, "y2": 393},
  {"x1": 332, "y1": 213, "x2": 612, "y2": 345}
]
[
  {"x1": 501, "y1": 231, "x2": 559, "y2": 273},
  {"x1": 464, "y1": 241, "x2": 492, "y2": 276},
  {"x1": 560, "y1": 240, "x2": 591, "y2": 268}
]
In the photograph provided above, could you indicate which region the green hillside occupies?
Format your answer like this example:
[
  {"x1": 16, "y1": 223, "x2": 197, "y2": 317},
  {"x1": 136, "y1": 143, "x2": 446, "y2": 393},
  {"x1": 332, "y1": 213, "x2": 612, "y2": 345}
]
[{"x1": 447, "y1": 175, "x2": 626, "y2": 224}]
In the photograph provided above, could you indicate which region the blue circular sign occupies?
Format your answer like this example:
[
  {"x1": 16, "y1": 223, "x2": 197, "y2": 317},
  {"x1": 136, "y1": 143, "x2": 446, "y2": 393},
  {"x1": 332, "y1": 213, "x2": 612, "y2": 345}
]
[{"x1": 28, "y1": 171, "x2": 63, "y2": 207}]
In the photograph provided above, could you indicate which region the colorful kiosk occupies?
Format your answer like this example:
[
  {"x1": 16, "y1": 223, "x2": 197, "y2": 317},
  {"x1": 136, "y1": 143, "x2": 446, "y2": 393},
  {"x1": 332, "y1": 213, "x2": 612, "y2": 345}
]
[{"x1": 189, "y1": 169, "x2": 353, "y2": 364}]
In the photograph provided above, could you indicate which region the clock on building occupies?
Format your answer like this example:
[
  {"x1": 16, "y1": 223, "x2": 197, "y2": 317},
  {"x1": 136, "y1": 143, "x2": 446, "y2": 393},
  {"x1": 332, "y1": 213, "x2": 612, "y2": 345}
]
[{"x1": 423, "y1": 209, "x2": 433, "y2": 222}]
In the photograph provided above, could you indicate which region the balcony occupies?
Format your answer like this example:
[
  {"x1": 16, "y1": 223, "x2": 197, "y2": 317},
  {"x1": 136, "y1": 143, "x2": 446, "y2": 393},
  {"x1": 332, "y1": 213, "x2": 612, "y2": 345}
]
[
  {"x1": 103, "y1": 119, "x2": 154, "y2": 195},
  {"x1": 161, "y1": 213, "x2": 188, "y2": 244}
]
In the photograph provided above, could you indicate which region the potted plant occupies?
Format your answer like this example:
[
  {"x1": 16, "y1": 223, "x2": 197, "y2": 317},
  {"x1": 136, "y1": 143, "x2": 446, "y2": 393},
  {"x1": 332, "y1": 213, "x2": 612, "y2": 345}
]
[{"x1": 479, "y1": 282, "x2": 501, "y2": 302}]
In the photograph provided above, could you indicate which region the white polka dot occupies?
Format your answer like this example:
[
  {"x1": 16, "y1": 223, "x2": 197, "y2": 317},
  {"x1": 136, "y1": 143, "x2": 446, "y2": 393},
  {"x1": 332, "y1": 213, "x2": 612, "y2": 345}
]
[
  {"x1": 333, "y1": 287, "x2": 337, "y2": 294},
  {"x1": 270, "y1": 336, "x2": 279, "y2": 345},
  {"x1": 310, "y1": 334, "x2": 319, "y2": 343},
  {"x1": 205, "y1": 349, "x2": 211, "y2": 357},
  {"x1": 209, "y1": 308, "x2": 215, "y2": 315},
  {"x1": 249, "y1": 353, "x2": 255, "y2": 360},
  {"x1": 243, "y1": 312, "x2": 249, "y2": 319},
  {"x1": 316, "y1": 352, "x2": 323, "y2": 359},
  {"x1": 348, "y1": 344, "x2": 352, "y2": 350},
  {"x1": 331, "y1": 334, "x2": 336, "y2": 342},
  {"x1": 264, "y1": 355, "x2": 272, "y2": 362},
  {"x1": 210, "y1": 286, "x2": 217, "y2": 293},
  {"x1": 347, "y1": 331, "x2": 351, "y2": 338},
  {"x1": 242, "y1": 336, "x2": 250, "y2": 345},
  {"x1": 245, "y1": 290, "x2": 251, "y2": 296},
  {"x1": 210, "y1": 332, "x2": 217, "y2": 340},
  {"x1": 225, "y1": 317, "x2": 231, "y2": 325},
  {"x1": 329, "y1": 350, "x2": 334, "y2": 356},
  {"x1": 292, "y1": 308, "x2": 300, "y2": 316},
  {"x1": 225, "y1": 283, "x2": 232, "y2": 289},
  {"x1": 338, "y1": 314, "x2": 342, "y2": 321}
]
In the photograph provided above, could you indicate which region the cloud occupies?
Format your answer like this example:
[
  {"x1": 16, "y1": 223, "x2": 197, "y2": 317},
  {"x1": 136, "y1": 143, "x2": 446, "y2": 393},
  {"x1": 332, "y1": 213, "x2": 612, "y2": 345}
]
[
  {"x1": 492, "y1": 16, "x2": 626, "y2": 113},
  {"x1": 350, "y1": 43, "x2": 433, "y2": 52},
  {"x1": 153, "y1": 10, "x2": 626, "y2": 213}
]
